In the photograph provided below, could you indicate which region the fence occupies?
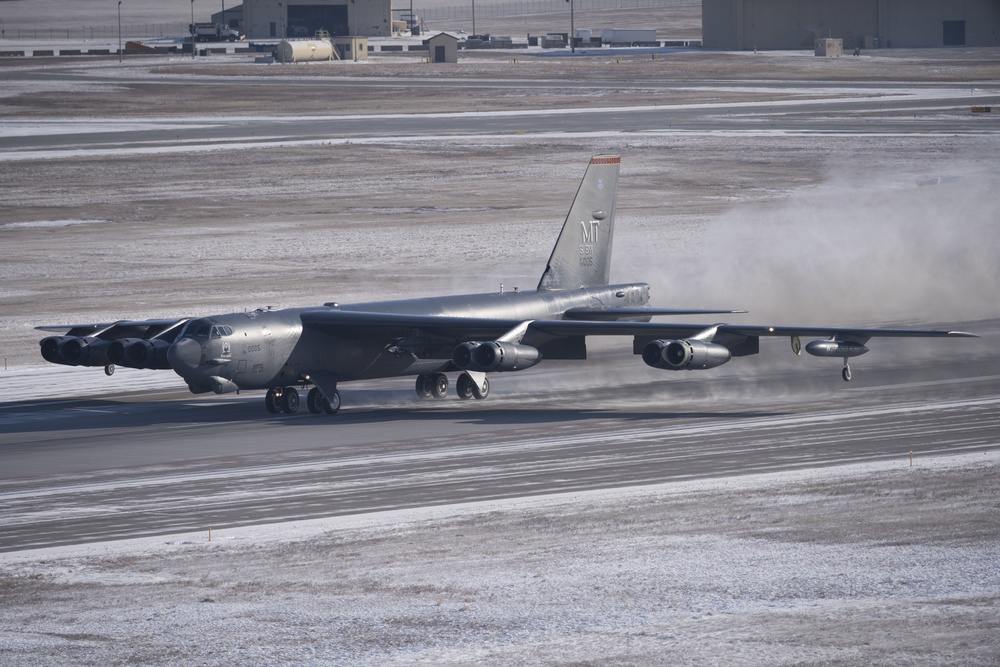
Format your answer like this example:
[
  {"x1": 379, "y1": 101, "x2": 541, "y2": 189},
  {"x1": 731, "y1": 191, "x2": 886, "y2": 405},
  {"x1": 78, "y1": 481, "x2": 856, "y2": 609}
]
[
  {"x1": 0, "y1": 24, "x2": 188, "y2": 40},
  {"x1": 419, "y1": 0, "x2": 697, "y2": 21}
]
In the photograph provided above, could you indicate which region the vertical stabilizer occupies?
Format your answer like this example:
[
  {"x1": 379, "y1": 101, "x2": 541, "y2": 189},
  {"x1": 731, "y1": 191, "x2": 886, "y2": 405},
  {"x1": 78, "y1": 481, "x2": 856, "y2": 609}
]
[{"x1": 537, "y1": 155, "x2": 620, "y2": 290}]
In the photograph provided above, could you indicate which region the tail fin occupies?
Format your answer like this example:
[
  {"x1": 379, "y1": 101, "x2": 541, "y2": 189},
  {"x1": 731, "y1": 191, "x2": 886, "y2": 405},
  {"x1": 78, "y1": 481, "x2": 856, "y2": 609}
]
[{"x1": 537, "y1": 155, "x2": 620, "y2": 290}]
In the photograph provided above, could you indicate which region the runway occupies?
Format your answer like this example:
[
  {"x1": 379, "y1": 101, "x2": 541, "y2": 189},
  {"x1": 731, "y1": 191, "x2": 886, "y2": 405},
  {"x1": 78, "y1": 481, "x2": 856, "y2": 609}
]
[
  {"x1": 3, "y1": 329, "x2": 998, "y2": 553},
  {"x1": 0, "y1": 88, "x2": 992, "y2": 158}
]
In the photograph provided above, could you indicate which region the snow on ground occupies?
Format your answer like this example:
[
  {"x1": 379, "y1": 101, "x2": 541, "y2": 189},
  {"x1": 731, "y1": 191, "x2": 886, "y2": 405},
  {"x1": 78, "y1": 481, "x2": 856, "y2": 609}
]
[
  {"x1": 0, "y1": 364, "x2": 184, "y2": 402},
  {"x1": 1, "y1": 452, "x2": 998, "y2": 665}
]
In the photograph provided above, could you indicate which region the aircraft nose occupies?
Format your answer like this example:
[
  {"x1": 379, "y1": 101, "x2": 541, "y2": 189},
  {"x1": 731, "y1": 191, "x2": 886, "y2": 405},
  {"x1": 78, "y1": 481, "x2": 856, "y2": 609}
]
[{"x1": 167, "y1": 337, "x2": 202, "y2": 372}]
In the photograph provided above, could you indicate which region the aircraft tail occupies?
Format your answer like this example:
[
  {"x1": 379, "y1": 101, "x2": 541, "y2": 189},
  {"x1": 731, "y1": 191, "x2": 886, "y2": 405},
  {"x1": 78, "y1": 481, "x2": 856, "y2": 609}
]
[{"x1": 537, "y1": 155, "x2": 620, "y2": 290}]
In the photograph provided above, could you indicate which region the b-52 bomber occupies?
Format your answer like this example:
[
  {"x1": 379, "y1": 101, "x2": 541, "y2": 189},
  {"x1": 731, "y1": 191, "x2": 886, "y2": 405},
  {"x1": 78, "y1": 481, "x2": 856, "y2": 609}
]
[{"x1": 38, "y1": 155, "x2": 976, "y2": 416}]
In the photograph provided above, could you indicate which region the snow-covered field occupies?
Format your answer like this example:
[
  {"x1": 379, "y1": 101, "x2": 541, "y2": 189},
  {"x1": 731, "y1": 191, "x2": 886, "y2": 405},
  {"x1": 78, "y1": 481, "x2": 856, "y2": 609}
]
[{"x1": 2, "y1": 452, "x2": 998, "y2": 665}]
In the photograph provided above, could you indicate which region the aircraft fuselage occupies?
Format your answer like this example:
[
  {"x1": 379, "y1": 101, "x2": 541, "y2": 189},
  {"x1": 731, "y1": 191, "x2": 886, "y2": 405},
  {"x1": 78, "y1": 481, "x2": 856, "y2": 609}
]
[{"x1": 173, "y1": 282, "x2": 652, "y2": 395}]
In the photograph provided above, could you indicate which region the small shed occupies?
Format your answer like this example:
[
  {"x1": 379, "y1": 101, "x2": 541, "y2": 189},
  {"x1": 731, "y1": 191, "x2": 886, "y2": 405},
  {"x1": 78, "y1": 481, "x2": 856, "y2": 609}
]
[
  {"x1": 331, "y1": 36, "x2": 368, "y2": 60},
  {"x1": 815, "y1": 37, "x2": 843, "y2": 57},
  {"x1": 427, "y1": 32, "x2": 459, "y2": 64}
]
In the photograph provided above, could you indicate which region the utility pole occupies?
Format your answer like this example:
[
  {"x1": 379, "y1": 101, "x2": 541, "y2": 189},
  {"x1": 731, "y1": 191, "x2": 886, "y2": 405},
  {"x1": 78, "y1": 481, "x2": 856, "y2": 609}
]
[
  {"x1": 566, "y1": 0, "x2": 575, "y2": 53},
  {"x1": 351, "y1": 0, "x2": 357, "y2": 60},
  {"x1": 190, "y1": 0, "x2": 195, "y2": 59}
]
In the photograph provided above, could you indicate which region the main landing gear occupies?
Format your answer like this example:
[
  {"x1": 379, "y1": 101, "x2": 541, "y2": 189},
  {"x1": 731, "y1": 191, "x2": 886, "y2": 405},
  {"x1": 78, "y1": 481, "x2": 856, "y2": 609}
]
[
  {"x1": 265, "y1": 372, "x2": 488, "y2": 416},
  {"x1": 416, "y1": 372, "x2": 489, "y2": 401},
  {"x1": 265, "y1": 385, "x2": 340, "y2": 415}
]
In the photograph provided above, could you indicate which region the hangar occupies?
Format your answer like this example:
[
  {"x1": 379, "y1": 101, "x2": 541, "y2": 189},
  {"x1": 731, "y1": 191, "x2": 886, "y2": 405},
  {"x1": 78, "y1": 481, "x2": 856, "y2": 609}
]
[
  {"x1": 239, "y1": 0, "x2": 392, "y2": 39},
  {"x1": 703, "y1": 0, "x2": 1000, "y2": 50}
]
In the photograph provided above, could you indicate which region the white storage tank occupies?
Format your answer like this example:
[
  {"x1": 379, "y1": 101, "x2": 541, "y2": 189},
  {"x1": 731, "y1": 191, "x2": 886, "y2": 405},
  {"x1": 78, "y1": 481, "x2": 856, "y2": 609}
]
[{"x1": 276, "y1": 40, "x2": 334, "y2": 63}]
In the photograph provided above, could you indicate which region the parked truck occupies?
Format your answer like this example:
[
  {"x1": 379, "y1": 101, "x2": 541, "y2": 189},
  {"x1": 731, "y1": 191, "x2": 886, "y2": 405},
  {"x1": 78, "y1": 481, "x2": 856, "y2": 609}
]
[
  {"x1": 189, "y1": 23, "x2": 245, "y2": 42},
  {"x1": 600, "y1": 29, "x2": 657, "y2": 46}
]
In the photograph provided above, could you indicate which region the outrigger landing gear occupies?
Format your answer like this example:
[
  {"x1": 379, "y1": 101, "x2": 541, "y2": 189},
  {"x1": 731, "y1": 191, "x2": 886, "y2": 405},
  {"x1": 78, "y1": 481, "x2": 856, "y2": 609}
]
[{"x1": 842, "y1": 360, "x2": 852, "y2": 382}]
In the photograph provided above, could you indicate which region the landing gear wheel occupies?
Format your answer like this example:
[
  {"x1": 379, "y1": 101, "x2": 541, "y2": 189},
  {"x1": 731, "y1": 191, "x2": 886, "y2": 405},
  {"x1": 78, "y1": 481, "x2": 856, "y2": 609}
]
[
  {"x1": 104, "y1": 364, "x2": 115, "y2": 376},
  {"x1": 842, "y1": 365, "x2": 852, "y2": 382},
  {"x1": 308, "y1": 387, "x2": 340, "y2": 415},
  {"x1": 472, "y1": 376, "x2": 490, "y2": 400},
  {"x1": 265, "y1": 387, "x2": 282, "y2": 414},
  {"x1": 415, "y1": 374, "x2": 434, "y2": 400},
  {"x1": 323, "y1": 390, "x2": 341, "y2": 415},
  {"x1": 431, "y1": 373, "x2": 449, "y2": 399},
  {"x1": 456, "y1": 374, "x2": 475, "y2": 400},
  {"x1": 307, "y1": 387, "x2": 324, "y2": 414},
  {"x1": 282, "y1": 386, "x2": 300, "y2": 414}
]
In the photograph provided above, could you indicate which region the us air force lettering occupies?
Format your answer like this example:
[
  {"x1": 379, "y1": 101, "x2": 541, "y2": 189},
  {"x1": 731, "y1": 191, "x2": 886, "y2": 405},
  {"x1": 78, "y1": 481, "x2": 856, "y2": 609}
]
[{"x1": 37, "y1": 155, "x2": 977, "y2": 416}]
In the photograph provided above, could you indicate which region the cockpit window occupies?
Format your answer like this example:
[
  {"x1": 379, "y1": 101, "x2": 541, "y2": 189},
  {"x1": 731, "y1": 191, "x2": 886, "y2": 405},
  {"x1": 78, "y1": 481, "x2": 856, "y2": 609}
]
[
  {"x1": 210, "y1": 325, "x2": 234, "y2": 338},
  {"x1": 181, "y1": 318, "x2": 212, "y2": 339}
]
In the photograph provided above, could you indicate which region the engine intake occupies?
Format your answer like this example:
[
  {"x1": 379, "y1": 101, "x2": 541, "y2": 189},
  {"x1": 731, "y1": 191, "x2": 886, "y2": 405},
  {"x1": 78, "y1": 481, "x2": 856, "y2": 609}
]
[
  {"x1": 108, "y1": 338, "x2": 173, "y2": 369},
  {"x1": 642, "y1": 339, "x2": 732, "y2": 371},
  {"x1": 41, "y1": 336, "x2": 111, "y2": 367},
  {"x1": 40, "y1": 336, "x2": 72, "y2": 365},
  {"x1": 452, "y1": 341, "x2": 541, "y2": 372}
]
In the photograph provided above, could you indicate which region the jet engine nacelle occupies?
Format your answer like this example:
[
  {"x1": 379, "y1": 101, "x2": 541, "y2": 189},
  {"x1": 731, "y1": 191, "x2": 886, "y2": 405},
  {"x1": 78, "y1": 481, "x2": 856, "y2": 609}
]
[
  {"x1": 108, "y1": 338, "x2": 173, "y2": 369},
  {"x1": 452, "y1": 341, "x2": 541, "y2": 372},
  {"x1": 42, "y1": 336, "x2": 111, "y2": 367},
  {"x1": 804, "y1": 340, "x2": 870, "y2": 358},
  {"x1": 642, "y1": 339, "x2": 732, "y2": 371},
  {"x1": 40, "y1": 336, "x2": 73, "y2": 365}
]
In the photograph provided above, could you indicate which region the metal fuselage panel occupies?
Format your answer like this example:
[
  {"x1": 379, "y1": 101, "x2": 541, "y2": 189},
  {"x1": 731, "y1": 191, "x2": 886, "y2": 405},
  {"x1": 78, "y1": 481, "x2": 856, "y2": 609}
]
[{"x1": 182, "y1": 283, "x2": 650, "y2": 391}]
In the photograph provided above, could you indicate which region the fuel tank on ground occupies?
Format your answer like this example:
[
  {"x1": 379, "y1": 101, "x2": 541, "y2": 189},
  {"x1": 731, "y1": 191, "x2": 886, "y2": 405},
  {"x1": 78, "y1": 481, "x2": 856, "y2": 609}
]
[{"x1": 276, "y1": 39, "x2": 334, "y2": 62}]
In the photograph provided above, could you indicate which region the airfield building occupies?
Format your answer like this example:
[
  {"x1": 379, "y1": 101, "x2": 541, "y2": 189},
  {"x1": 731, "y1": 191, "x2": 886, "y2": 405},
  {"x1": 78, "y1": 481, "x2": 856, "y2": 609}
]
[
  {"x1": 703, "y1": 0, "x2": 1000, "y2": 50},
  {"x1": 227, "y1": 0, "x2": 392, "y2": 39}
]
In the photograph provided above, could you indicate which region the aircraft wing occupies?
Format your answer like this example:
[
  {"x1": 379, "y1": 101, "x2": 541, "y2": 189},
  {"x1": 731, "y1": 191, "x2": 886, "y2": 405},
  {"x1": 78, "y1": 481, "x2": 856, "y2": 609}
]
[
  {"x1": 300, "y1": 309, "x2": 976, "y2": 343},
  {"x1": 300, "y1": 310, "x2": 528, "y2": 340},
  {"x1": 301, "y1": 309, "x2": 745, "y2": 340},
  {"x1": 563, "y1": 307, "x2": 747, "y2": 321},
  {"x1": 710, "y1": 324, "x2": 978, "y2": 342},
  {"x1": 35, "y1": 318, "x2": 189, "y2": 339}
]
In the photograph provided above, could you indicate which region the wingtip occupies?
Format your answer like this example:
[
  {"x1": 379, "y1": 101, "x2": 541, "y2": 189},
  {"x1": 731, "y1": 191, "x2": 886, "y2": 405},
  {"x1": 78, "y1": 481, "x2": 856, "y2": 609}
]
[{"x1": 948, "y1": 331, "x2": 980, "y2": 338}]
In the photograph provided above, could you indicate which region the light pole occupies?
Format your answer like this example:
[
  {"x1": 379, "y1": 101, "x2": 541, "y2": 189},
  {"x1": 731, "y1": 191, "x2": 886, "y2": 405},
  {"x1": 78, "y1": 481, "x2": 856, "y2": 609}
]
[
  {"x1": 190, "y1": 0, "x2": 195, "y2": 59},
  {"x1": 117, "y1": 1, "x2": 122, "y2": 62},
  {"x1": 567, "y1": 0, "x2": 575, "y2": 53},
  {"x1": 472, "y1": 0, "x2": 476, "y2": 37}
]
